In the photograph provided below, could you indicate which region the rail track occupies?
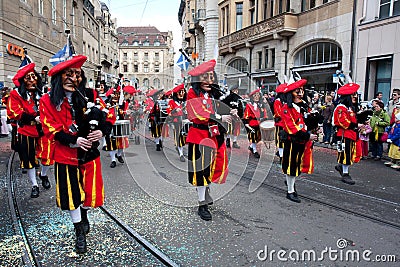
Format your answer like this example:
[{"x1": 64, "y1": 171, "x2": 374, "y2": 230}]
[{"x1": 6, "y1": 151, "x2": 179, "y2": 267}]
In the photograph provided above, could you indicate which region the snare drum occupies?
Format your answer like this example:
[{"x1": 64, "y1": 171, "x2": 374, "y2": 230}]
[
  {"x1": 260, "y1": 120, "x2": 275, "y2": 142},
  {"x1": 112, "y1": 120, "x2": 130, "y2": 137},
  {"x1": 181, "y1": 121, "x2": 192, "y2": 136},
  {"x1": 157, "y1": 100, "x2": 169, "y2": 123}
]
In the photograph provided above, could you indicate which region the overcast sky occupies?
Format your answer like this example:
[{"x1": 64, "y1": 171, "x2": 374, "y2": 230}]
[{"x1": 109, "y1": 0, "x2": 182, "y2": 50}]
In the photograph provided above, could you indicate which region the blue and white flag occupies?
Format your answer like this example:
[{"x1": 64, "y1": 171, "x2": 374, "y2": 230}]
[
  {"x1": 49, "y1": 43, "x2": 72, "y2": 66},
  {"x1": 176, "y1": 53, "x2": 190, "y2": 71},
  {"x1": 19, "y1": 55, "x2": 32, "y2": 68}
]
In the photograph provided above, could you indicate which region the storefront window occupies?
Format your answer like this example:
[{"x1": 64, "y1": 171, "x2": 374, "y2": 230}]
[{"x1": 295, "y1": 42, "x2": 342, "y2": 66}]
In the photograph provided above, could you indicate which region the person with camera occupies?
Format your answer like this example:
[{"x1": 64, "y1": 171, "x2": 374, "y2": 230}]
[
  {"x1": 333, "y1": 83, "x2": 363, "y2": 185},
  {"x1": 280, "y1": 79, "x2": 318, "y2": 203},
  {"x1": 7, "y1": 62, "x2": 51, "y2": 198},
  {"x1": 40, "y1": 54, "x2": 114, "y2": 254},
  {"x1": 186, "y1": 59, "x2": 235, "y2": 221}
]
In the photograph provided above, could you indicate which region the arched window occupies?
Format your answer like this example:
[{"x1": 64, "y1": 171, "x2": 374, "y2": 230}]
[
  {"x1": 153, "y1": 78, "x2": 160, "y2": 88},
  {"x1": 143, "y1": 78, "x2": 149, "y2": 87},
  {"x1": 294, "y1": 42, "x2": 342, "y2": 66},
  {"x1": 228, "y1": 57, "x2": 249, "y2": 72}
]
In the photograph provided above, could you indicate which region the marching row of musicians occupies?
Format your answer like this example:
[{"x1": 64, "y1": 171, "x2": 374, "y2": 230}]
[{"x1": 5, "y1": 53, "x2": 363, "y2": 254}]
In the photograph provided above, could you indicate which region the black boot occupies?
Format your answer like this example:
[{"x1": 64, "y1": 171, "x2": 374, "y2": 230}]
[
  {"x1": 110, "y1": 161, "x2": 116, "y2": 168},
  {"x1": 232, "y1": 142, "x2": 240, "y2": 149},
  {"x1": 80, "y1": 207, "x2": 90, "y2": 234},
  {"x1": 226, "y1": 138, "x2": 231, "y2": 148},
  {"x1": 30, "y1": 186, "x2": 39, "y2": 198},
  {"x1": 341, "y1": 174, "x2": 355, "y2": 185},
  {"x1": 198, "y1": 204, "x2": 212, "y2": 221},
  {"x1": 335, "y1": 164, "x2": 343, "y2": 177},
  {"x1": 156, "y1": 143, "x2": 161, "y2": 151},
  {"x1": 286, "y1": 192, "x2": 301, "y2": 203},
  {"x1": 117, "y1": 155, "x2": 124, "y2": 163},
  {"x1": 39, "y1": 174, "x2": 51, "y2": 189},
  {"x1": 73, "y1": 222, "x2": 87, "y2": 254}
]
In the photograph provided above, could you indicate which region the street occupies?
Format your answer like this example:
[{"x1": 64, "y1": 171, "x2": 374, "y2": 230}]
[{"x1": 0, "y1": 131, "x2": 399, "y2": 266}]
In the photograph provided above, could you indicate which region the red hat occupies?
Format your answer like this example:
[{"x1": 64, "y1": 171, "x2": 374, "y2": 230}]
[
  {"x1": 172, "y1": 83, "x2": 185, "y2": 93},
  {"x1": 188, "y1": 59, "x2": 216, "y2": 76},
  {"x1": 123, "y1": 85, "x2": 137, "y2": 94},
  {"x1": 105, "y1": 88, "x2": 115, "y2": 97},
  {"x1": 282, "y1": 79, "x2": 307, "y2": 93},
  {"x1": 12, "y1": 63, "x2": 35, "y2": 87},
  {"x1": 337, "y1": 83, "x2": 360, "y2": 95},
  {"x1": 249, "y1": 89, "x2": 261, "y2": 97},
  {"x1": 48, "y1": 55, "x2": 87, "y2": 76},
  {"x1": 164, "y1": 90, "x2": 173, "y2": 97},
  {"x1": 146, "y1": 88, "x2": 163, "y2": 97},
  {"x1": 275, "y1": 83, "x2": 287, "y2": 93}
]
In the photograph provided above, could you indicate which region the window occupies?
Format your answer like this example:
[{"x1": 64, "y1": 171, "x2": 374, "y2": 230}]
[
  {"x1": 155, "y1": 52, "x2": 159, "y2": 61},
  {"x1": 134, "y1": 64, "x2": 138, "y2": 72},
  {"x1": 134, "y1": 52, "x2": 138, "y2": 60},
  {"x1": 263, "y1": 0, "x2": 268, "y2": 20},
  {"x1": 83, "y1": 41, "x2": 86, "y2": 54},
  {"x1": 144, "y1": 52, "x2": 149, "y2": 60},
  {"x1": 257, "y1": 51, "x2": 263, "y2": 69},
  {"x1": 270, "y1": 0, "x2": 274, "y2": 17},
  {"x1": 123, "y1": 64, "x2": 128, "y2": 72},
  {"x1": 83, "y1": 13, "x2": 85, "y2": 26},
  {"x1": 38, "y1": 0, "x2": 44, "y2": 15},
  {"x1": 294, "y1": 42, "x2": 342, "y2": 66},
  {"x1": 264, "y1": 48, "x2": 269, "y2": 68},
  {"x1": 154, "y1": 40, "x2": 160, "y2": 46},
  {"x1": 143, "y1": 40, "x2": 150, "y2": 46},
  {"x1": 143, "y1": 78, "x2": 149, "y2": 87},
  {"x1": 155, "y1": 65, "x2": 160, "y2": 73},
  {"x1": 133, "y1": 41, "x2": 139, "y2": 46},
  {"x1": 270, "y1": 48, "x2": 275, "y2": 68},
  {"x1": 323, "y1": 0, "x2": 329, "y2": 3},
  {"x1": 63, "y1": 0, "x2": 67, "y2": 30},
  {"x1": 228, "y1": 58, "x2": 248, "y2": 72},
  {"x1": 153, "y1": 78, "x2": 160, "y2": 88},
  {"x1": 52, "y1": 0, "x2": 57, "y2": 24},
  {"x1": 123, "y1": 52, "x2": 127, "y2": 60},
  {"x1": 379, "y1": 0, "x2": 400, "y2": 19},
  {"x1": 250, "y1": 0, "x2": 256, "y2": 24},
  {"x1": 301, "y1": 0, "x2": 307, "y2": 12},
  {"x1": 144, "y1": 64, "x2": 149, "y2": 73},
  {"x1": 72, "y1": 5, "x2": 75, "y2": 36},
  {"x1": 236, "y1": 3, "x2": 243, "y2": 31},
  {"x1": 279, "y1": 0, "x2": 283, "y2": 14},
  {"x1": 310, "y1": 0, "x2": 316, "y2": 8}
]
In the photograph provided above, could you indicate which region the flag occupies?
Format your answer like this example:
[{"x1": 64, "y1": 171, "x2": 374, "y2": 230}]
[
  {"x1": 19, "y1": 55, "x2": 32, "y2": 68},
  {"x1": 49, "y1": 43, "x2": 72, "y2": 66},
  {"x1": 176, "y1": 53, "x2": 190, "y2": 71}
]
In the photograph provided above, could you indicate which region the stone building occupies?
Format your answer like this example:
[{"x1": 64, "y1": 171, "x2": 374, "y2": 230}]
[
  {"x1": 178, "y1": 0, "x2": 219, "y2": 64},
  {"x1": 0, "y1": 0, "x2": 118, "y2": 88},
  {"x1": 117, "y1": 26, "x2": 174, "y2": 91},
  {"x1": 354, "y1": 0, "x2": 400, "y2": 104},
  {"x1": 217, "y1": 0, "x2": 355, "y2": 96}
]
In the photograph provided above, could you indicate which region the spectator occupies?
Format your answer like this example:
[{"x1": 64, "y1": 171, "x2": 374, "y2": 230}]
[
  {"x1": 321, "y1": 95, "x2": 335, "y2": 144},
  {"x1": 387, "y1": 89, "x2": 400, "y2": 119},
  {"x1": 385, "y1": 113, "x2": 400, "y2": 169},
  {"x1": 370, "y1": 101, "x2": 390, "y2": 160}
]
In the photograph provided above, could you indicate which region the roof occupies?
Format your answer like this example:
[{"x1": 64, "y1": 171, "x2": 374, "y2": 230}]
[{"x1": 117, "y1": 26, "x2": 168, "y2": 46}]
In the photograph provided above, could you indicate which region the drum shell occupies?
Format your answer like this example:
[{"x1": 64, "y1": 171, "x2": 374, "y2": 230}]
[
  {"x1": 112, "y1": 120, "x2": 130, "y2": 137},
  {"x1": 260, "y1": 120, "x2": 275, "y2": 142},
  {"x1": 181, "y1": 121, "x2": 192, "y2": 136}
]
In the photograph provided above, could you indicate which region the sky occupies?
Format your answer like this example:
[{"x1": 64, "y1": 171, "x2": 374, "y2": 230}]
[{"x1": 108, "y1": 0, "x2": 183, "y2": 50}]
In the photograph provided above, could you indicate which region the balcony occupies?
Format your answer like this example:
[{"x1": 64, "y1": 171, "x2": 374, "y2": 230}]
[
  {"x1": 101, "y1": 53, "x2": 112, "y2": 67},
  {"x1": 218, "y1": 13, "x2": 298, "y2": 55}
]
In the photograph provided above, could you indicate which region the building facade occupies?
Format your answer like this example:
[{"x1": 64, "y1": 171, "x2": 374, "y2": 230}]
[
  {"x1": 217, "y1": 0, "x2": 355, "y2": 96},
  {"x1": 354, "y1": 0, "x2": 400, "y2": 104},
  {"x1": 117, "y1": 26, "x2": 174, "y2": 91},
  {"x1": 0, "y1": 0, "x2": 118, "y2": 88},
  {"x1": 178, "y1": 0, "x2": 219, "y2": 64}
]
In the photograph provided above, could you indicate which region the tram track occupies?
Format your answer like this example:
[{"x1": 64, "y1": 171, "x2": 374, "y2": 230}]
[
  {"x1": 139, "y1": 131, "x2": 400, "y2": 231},
  {"x1": 7, "y1": 151, "x2": 178, "y2": 267}
]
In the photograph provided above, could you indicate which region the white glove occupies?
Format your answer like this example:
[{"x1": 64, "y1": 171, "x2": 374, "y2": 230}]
[
  {"x1": 387, "y1": 139, "x2": 392, "y2": 143},
  {"x1": 221, "y1": 115, "x2": 232, "y2": 123}
]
